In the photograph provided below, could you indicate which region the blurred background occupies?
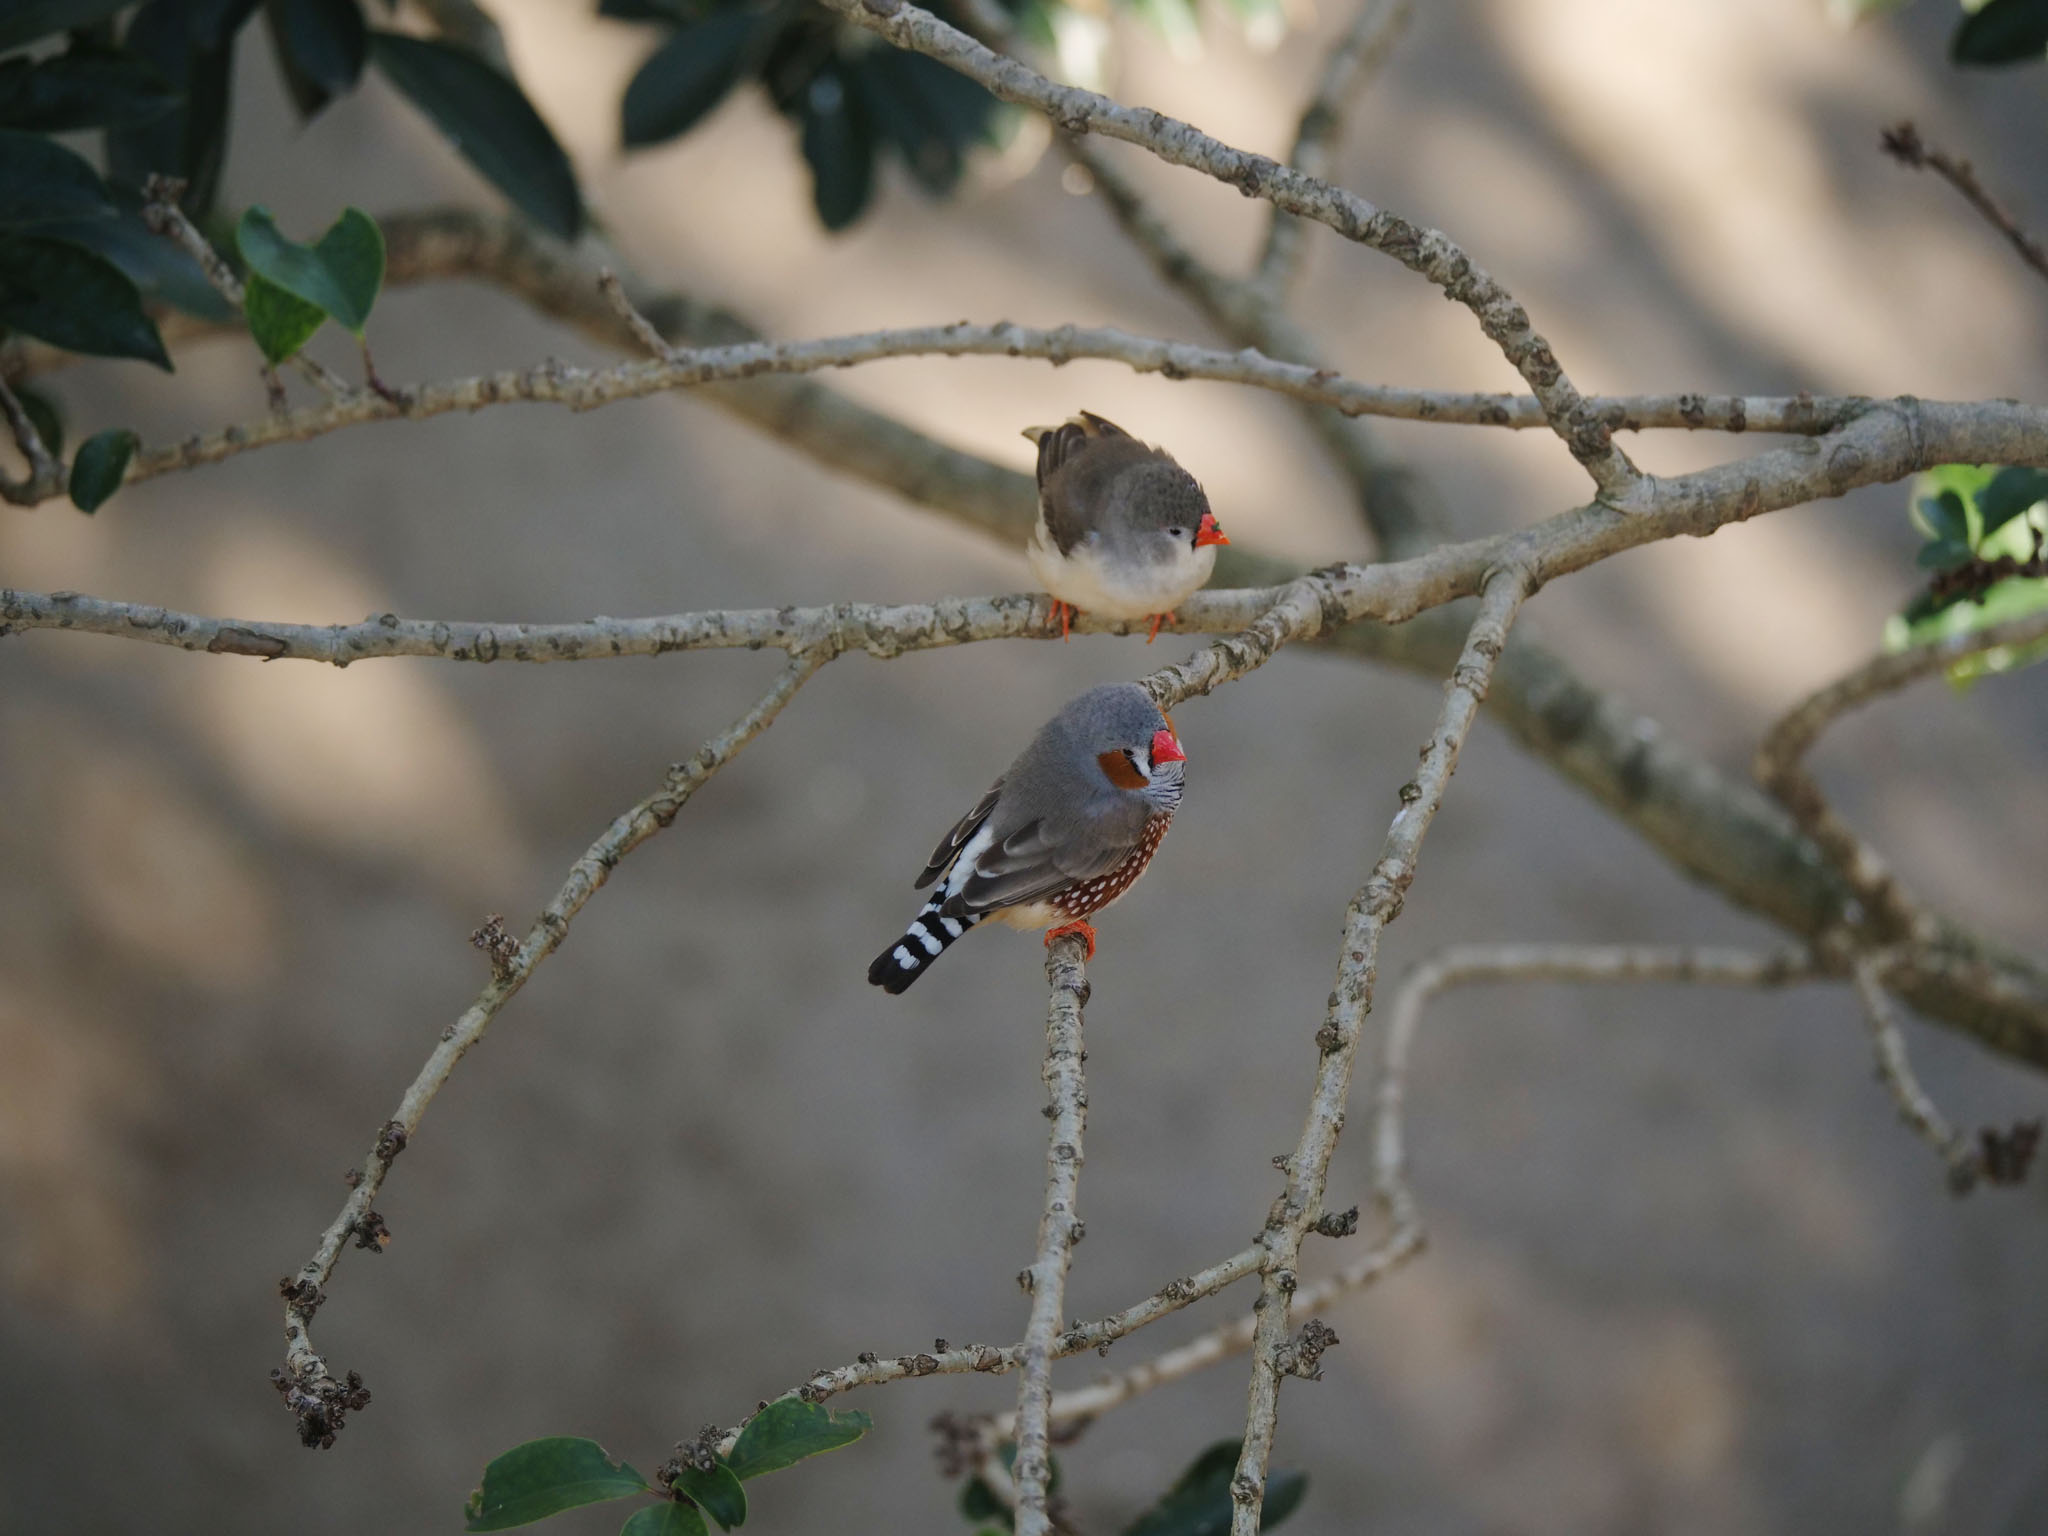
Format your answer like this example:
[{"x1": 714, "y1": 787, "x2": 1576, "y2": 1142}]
[{"x1": 4, "y1": 0, "x2": 2048, "y2": 1531}]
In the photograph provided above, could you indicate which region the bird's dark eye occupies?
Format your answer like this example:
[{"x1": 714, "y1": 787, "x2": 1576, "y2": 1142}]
[{"x1": 1166, "y1": 527, "x2": 1186, "y2": 541}]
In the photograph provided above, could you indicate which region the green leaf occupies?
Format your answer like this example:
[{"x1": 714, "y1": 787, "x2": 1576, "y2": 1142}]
[
  {"x1": 1952, "y1": 0, "x2": 2048, "y2": 63},
  {"x1": 1120, "y1": 1442, "x2": 1308, "y2": 1536},
  {"x1": 1975, "y1": 466, "x2": 2048, "y2": 537},
  {"x1": 724, "y1": 1399, "x2": 871, "y2": 1480},
  {"x1": 1915, "y1": 537, "x2": 1972, "y2": 572},
  {"x1": 621, "y1": 1502, "x2": 710, "y2": 1536},
  {"x1": 0, "y1": 0, "x2": 135, "y2": 50},
  {"x1": 620, "y1": 7, "x2": 761, "y2": 147},
  {"x1": 464, "y1": 1438, "x2": 652, "y2": 1532},
  {"x1": 369, "y1": 31, "x2": 584, "y2": 240},
  {"x1": 38, "y1": 201, "x2": 238, "y2": 321},
  {"x1": 244, "y1": 269, "x2": 327, "y2": 362},
  {"x1": 1888, "y1": 571, "x2": 2048, "y2": 685},
  {"x1": 313, "y1": 205, "x2": 383, "y2": 326},
  {"x1": 1915, "y1": 488, "x2": 1971, "y2": 546},
  {"x1": 0, "y1": 130, "x2": 114, "y2": 227},
  {"x1": 68, "y1": 427, "x2": 139, "y2": 513},
  {"x1": 0, "y1": 47, "x2": 181, "y2": 132},
  {"x1": 107, "y1": 0, "x2": 239, "y2": 217},
  {"x1": 852, "y1": 48, "x2": 995, "y2": 196},
  {"x1": 234, "y1": 205, "x2": 382, "y2": 332},
  {"x1": 960, "y1": 1474, "x2": 1011, "y2": 1529},
  {"x1": 670, "y1": 1462, "x2": 746, "y2": 1531},
  {"x1": 15, "y1": 384, "x2": 62, "y2": 457},
  {"x1": 798, "y1": 65, "x2": 873, "y2": 231},
  {"x1": 0, "y1": 234, "x2": 170, "y2": 366},
  {"x1": 262, "y1": 0, "x2": 367, "y2": 117}
]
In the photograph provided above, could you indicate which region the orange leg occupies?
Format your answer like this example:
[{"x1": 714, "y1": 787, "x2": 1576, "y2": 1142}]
[
  {"x1": 1049, "y1": 598, "x2": 1076, "y2": 641},
  {"x1": 1145, "y1": 610, "x2": 1179, "y2": 644},
  {"x1": 1044, "y1": 919, "x2": 1097, "y2": 961}
]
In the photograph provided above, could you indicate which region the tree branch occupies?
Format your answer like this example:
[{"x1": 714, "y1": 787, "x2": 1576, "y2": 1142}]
[
  {"x1": 7, "y1": 310, "x2": 1891, "y2": 509},
  {"x1": 1850, "y1": 954, "x2": 1982, "y2": 1191},
  {"x1": 1755, "y1": 609, "x2": 2048, "y2": 944},
  {"x1": 1230, "y1": 566, "x2": 1530, "y2": 1533},
  {"x1": 995, "y1": 947, "x2": 1814, "y2": 1439},
  {"x1": 0, "y1": 374, "x2": 61, "y2": 502},
  {"x1": 1882, "y1": 121, "x2": 2048, "y2": 289},
  {"x1": 275, "y1": 655, "x2": 822, "y2": 1447},
  {"x1": 1014, "y1": 933, "x2": 1092, "y2": 1536},
  {"x1": 1252, "y1": 0, "x2": 1414, "y2": 302},
  {"x1": 818, "y1": 0, "x2": 1640, "y2": 501}
]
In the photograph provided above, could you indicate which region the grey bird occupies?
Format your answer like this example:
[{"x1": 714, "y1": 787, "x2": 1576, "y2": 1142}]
[
  {"x1": 1024, "y1": 412, "x2": 1230, "y2": 643},
  {"x1": 867, "y1": 683, "x2": 1188, "y2": 994}
]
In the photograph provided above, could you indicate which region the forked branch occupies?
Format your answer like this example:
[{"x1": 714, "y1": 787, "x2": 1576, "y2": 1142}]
[
  {"x1": 816, "y1": 0, "x2": 1640, "y2": 499},
  {"x1": 276, "y1": 656, "x2": 822, "y2": 1445}
]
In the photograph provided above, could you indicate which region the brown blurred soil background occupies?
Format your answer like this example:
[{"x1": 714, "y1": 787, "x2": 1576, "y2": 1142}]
[{"x1": 3, "y1": 1, "x2": 2047, "y2": 1531}]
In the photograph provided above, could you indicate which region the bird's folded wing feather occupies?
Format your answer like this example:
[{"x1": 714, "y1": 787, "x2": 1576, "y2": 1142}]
[
  {"x1": 914, "y1": 780, "x2": 1003, "y2": 889},
  {"x1": 947, "y1": 816, "x2": 1135, "y2": 915}
]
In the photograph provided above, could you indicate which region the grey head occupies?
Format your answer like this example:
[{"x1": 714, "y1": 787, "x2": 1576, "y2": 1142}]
[
  {"x1": 1000, "y1": 682, "x2": 1186, "y2": 829},
  {"x1": 1029, "y1": 414, "x2": 1223, "y2": 561}
]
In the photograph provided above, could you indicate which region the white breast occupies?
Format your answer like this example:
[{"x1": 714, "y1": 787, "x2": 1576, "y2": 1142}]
[{"x1": 1028, "y1": 517, "x2": 1217, "y2": 621}]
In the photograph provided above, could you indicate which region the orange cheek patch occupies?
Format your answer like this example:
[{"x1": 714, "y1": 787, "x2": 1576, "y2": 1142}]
[{"x1": 1097, "y1": 751, "x2": 1149, "y2": 790}]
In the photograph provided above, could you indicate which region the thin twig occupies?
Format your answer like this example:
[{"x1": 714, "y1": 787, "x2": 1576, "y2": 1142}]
[
  {"x1": 276, "y1": 655, "x2": 823, "y2": 1447},
  {"x1": 1850, "y1": 954, "x2": 1981, "y2": 1191},
  {"x1": 804, "y1": 942, "x2": 1816, "y2": 1448},
  {"x1": 2, "y1": 311, "x2": 1902, "y2": 509},
  {"x1": 1253, "y1": 0, "x2": 1414, "y2": 300},
  {"x1": 1882, "y1": 121, "x2": 2048, "y2": 288},
  {"x1": 598, "y1": 269, "x2": 674, "y2": 360},
  {"x1": 0, "y1": 375, "x2": 62, "y2": 502},
  {"x1": 1229, "y1": 566, "x2": 1530, "y2": 1533},
  {"x1": 817, "y1": 0, "x2": 1640, "y2": 501},
  {"x1": 1755, "y1": 609, "x2": 2048, "y2": 943},
  {"x1": 1013, "y1": 933, "x2": 1092, "y2": 1536},
  {"x1": 709, "y1": 1244, "x2": 1266, "y2": 1454}
]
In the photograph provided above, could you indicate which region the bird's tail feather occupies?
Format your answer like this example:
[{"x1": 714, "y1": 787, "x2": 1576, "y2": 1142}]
[{"x1": 867, "y1": 898, "x2": 981, "y2": 994}]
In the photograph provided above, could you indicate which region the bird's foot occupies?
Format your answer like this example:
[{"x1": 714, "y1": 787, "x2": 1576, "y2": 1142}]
[
  {"x1": 1145, "y1": 611, "x2": 1178, "y2": 644},
  {"x1": 1048, "y1": 598, "x2": 1076, "y2": 641},
  {"x1": 1044, "y1": 919, "x2": 1097, "y2": 961}
]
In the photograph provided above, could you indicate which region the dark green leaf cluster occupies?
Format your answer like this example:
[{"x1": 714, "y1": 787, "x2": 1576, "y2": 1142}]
[
  {"x1": 1889, "y1": 464, "x2": 2048, "y2": 683},
  {"x1": 0, "y1": 0, "x2": 581, "y2": 384},
  {"x1": 609, "y1": 0, "x2": 1006, "y2": 230},
  {"x1": 1951, "y1": 0, "x2": 2048, "y2": 64},
  {"x1": 464, "y1": 1401, "x2": 871, "y2": 1535}
]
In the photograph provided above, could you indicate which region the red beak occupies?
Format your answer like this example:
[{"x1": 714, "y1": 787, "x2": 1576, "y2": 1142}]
[
  {"x1": 1194, "y1": 511, "x2": 1229, "y2": 549},
  {"x1": 1150, "y1": 728, "x2": 1187, "y2": 765}
]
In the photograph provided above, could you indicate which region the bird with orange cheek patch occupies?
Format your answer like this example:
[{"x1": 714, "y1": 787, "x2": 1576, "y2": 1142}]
[
  {"x1": 868, "y1": 683, "x2": 1187, "y2": 994},
  {"x1": 1023, "y1": 412, "x2": 1229, "y2": 643}
]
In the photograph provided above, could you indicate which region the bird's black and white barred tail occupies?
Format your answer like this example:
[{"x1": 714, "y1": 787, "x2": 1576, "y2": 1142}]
[{"x1": 867, "y1": 897, "x2": 983, "y2": 994}]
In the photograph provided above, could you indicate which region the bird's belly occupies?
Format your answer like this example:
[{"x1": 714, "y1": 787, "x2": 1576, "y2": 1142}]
[
  {"x1": 993, "y1": 901, "x2": 1064, "y2": 931},
  {"x1": 1028, "y1": 525, "x2": 1216, "y2": 620}
]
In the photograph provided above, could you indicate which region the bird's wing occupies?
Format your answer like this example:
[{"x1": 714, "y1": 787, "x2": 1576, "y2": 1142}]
[
  {"x1": 947, "y1": 813, "x2": 1137, "y2": 915},
  {"x1": 1022, "y1": 414, "x2": 1135, "y2": 555},
  {"x1": 913, "y1": 779, "x2": 1003, "y2": 889}
]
